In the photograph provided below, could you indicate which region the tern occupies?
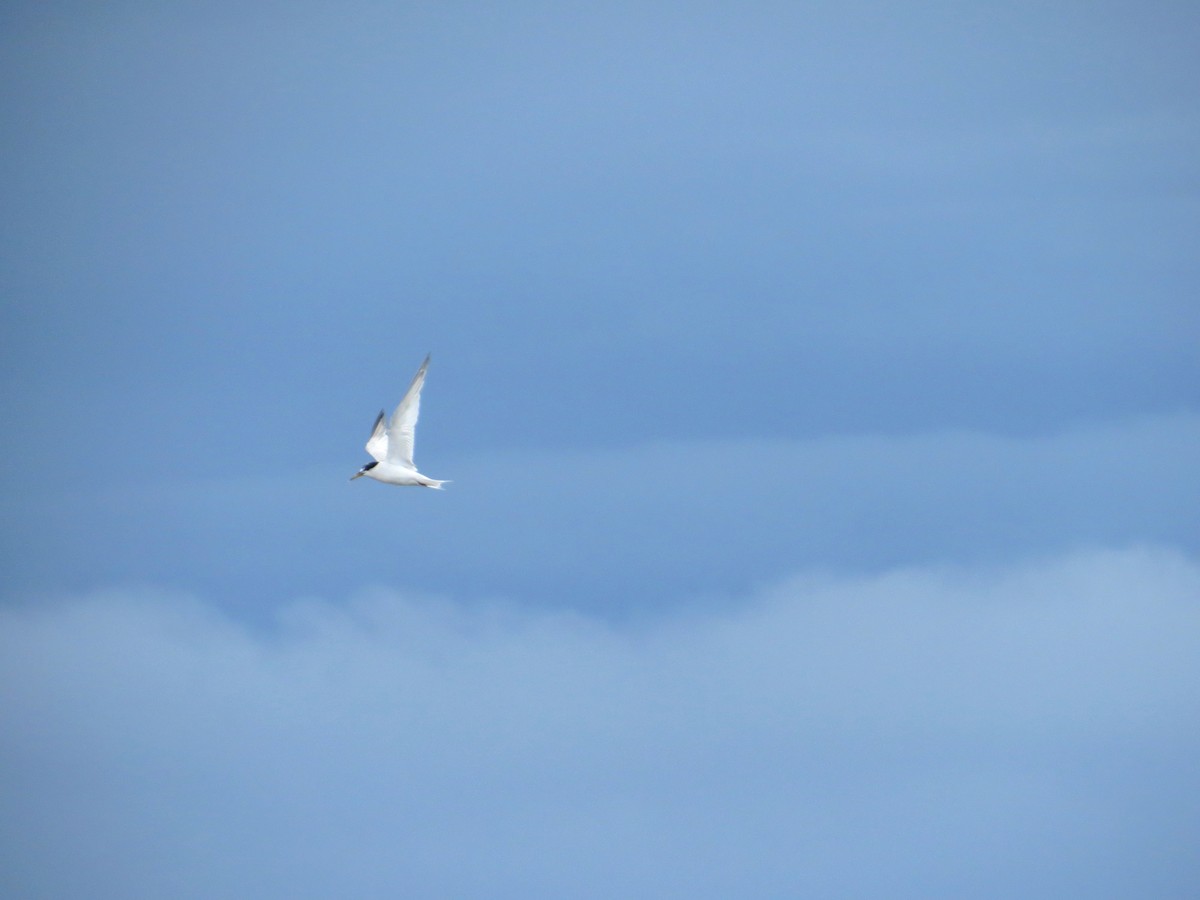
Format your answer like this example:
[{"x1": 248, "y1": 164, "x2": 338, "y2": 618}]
[{"x1": 351, "y1": 354, "x2": 448, "y2": 489}]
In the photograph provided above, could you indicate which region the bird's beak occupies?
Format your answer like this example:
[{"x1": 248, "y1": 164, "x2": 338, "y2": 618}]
[{"x1": 350, "y1": 470, "x2": 364, "y2": 480}]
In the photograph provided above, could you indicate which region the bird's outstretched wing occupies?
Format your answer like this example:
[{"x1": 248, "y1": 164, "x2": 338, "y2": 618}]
[
  {"x1": 364, "y1": 411, "x2": 388, "y2": 462},
  {"x1": 386, "y1": 354, "x2": 430, "y2": 468}
]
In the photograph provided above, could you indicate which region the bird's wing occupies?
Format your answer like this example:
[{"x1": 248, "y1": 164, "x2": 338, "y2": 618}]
[
  {"x1": 386, "y1": 354, "x2": 430, "y2": 467},
  {"x1": 364, "y1": 410, "x2": 388, "y2": 462}
]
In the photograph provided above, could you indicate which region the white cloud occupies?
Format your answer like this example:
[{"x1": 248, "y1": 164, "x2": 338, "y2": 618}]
[{"x1": 2, "y1": 546, "x2": 1197, "y2": 898}]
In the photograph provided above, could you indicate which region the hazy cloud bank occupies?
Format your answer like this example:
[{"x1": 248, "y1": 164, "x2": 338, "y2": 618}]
[
  {"x1": 7, "y1": 411, "x2": 1197, "y2": 615},
  {"x1": 2, "y1": 545, "x2": 1197, "y2": 898}
]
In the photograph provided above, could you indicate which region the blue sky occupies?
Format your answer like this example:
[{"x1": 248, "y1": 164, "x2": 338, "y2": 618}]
[{"x1": 2, "y1": 2, "x2": 1198, "y2": 896}]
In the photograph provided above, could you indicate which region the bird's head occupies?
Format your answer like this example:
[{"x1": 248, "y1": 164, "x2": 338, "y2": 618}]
[{"x1": 350, "y1": 461, "x2": 378, "y2": 481}]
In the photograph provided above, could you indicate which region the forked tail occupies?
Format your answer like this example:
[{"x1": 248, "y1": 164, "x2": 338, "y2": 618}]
[{"x1": 422, "y1": 478, "x2": 450, "y2": 490}]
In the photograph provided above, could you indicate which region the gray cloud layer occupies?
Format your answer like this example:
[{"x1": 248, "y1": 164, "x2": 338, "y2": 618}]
[
  {"x1": 8, "y1": 412, "x2": 1196, "y2": 615},
  {"x1": 3, "y1": 546, "x2": 1197, "y2": 898},
  {"x1": 2, "y1": 3, "x2": 1196, "y2": 481}
]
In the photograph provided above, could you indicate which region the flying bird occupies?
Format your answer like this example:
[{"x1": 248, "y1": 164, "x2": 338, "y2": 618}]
[{"x1": 351, "y1": 354, "x2": 448, "y2": 489}]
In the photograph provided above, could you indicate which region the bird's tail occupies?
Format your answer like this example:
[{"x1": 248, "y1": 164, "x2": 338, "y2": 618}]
[{"x1": 422, "y1": 478, "x2": 450, "y2": 490}]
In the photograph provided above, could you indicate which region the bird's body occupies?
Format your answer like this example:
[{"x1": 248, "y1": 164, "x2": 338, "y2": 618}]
[{"x1": 351, "y1": 354, "x2": 447, "y2": 489}]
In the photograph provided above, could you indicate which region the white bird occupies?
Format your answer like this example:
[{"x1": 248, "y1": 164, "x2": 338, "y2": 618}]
[{"x1": 351, "y1": 354, "x2": 448, "y2": 489}]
